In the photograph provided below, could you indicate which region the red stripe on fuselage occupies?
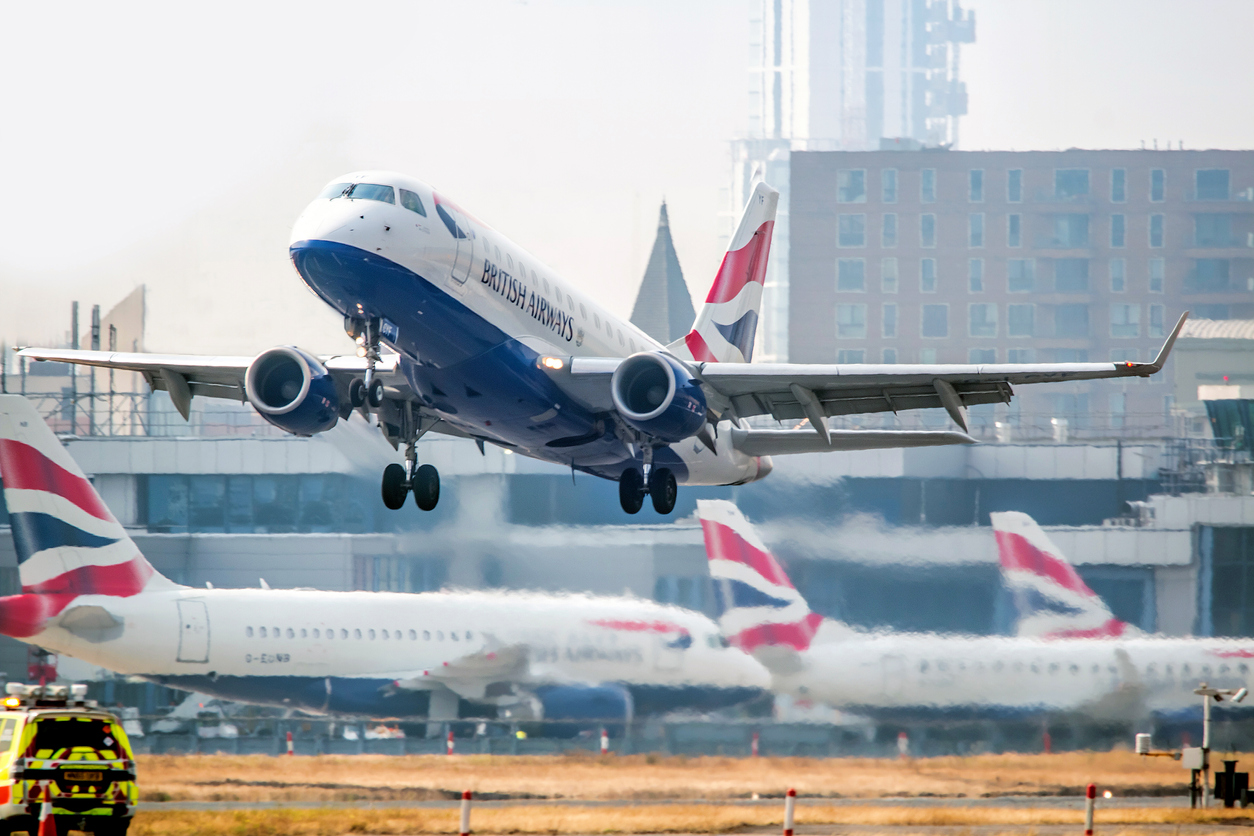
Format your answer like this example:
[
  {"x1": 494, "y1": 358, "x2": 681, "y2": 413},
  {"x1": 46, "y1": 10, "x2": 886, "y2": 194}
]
[
  {"x1": 588, "y1": 619, "x2": 688, "y2": 635},
  {"x1": 995, "y1": 530, "x2": 1097, "y2": 599},
  {"x1": 0, "y1": 440, "x2": 114, "y2": 522},
  {"x1": 702, "y1": 519, "x2": 795, "y2": 589},
  {"x1": 1042, "y1": 618, "x2": 1129, "y2": 640},
  {"x1": 704, "y1": 221, "x2": 774, "y2": 305}
]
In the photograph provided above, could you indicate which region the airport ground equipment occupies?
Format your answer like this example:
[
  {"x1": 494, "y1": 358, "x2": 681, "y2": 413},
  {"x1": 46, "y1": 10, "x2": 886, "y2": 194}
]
[
  {"x1": 0, "y1": 683, "x2": 136, "y2": 835},
  {"x1": 1137, "y1": 682, "x2": 1249, "y2": 808}
]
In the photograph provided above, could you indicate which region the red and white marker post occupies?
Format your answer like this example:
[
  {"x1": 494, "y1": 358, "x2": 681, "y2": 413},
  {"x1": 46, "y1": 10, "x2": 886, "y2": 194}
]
[
  {"x1": 286, "y1": 731, "x2": 294, "y2": 756},
  {"x1": 459, "y1": 789, "x2": 472, "y2": 836},
  {"x1": 600, "y1": 728, "x2": 609, "y2": 755},
  {"x1": 447, "y1": 730, "x2": 455, "y2": 756},
  {"x1": 751, "y1": 731, "x2": 760, "y2": 758},
  {"x1": 1084, "y1": 783, "x2": 1096, "y2": 836},
  {"x1": 783, "y1": 788, "x2": 796, "y2": 836},
  {"x1": 37, "y1": 784, "x2": 55, "y2": 836},
  {"x1": 897, "y1": 731, "x2": 909, "y2": 759}
]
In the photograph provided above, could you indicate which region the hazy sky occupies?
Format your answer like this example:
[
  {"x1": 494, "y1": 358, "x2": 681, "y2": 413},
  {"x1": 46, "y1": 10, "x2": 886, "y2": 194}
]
[{"x1": 3, "y1": 0, "x2": 1253, "y2": 353}]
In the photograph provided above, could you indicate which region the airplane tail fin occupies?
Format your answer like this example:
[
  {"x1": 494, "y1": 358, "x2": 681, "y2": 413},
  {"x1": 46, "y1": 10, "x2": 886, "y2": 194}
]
[
  {"x1": 0, "y1": 395, "x2": 177, "y2": 638},
  {"x1": 668, "y1": 182, "x2": 778, "y2": 364},
  {"x1": 697, "y1": 499, "x2": 822, "y2": 667},
  {"x1": 991, "y1": 511, "x2": 1135, "y2": 639}
]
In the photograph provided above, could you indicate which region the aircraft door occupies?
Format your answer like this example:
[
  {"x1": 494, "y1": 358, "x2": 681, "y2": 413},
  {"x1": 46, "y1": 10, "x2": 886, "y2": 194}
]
[
  {"x1": 449, "y1": 208, "x2": 474, "y2": 286},
  {"x1": 176, "y1": 600, "x2": 210, "y2": 664}
]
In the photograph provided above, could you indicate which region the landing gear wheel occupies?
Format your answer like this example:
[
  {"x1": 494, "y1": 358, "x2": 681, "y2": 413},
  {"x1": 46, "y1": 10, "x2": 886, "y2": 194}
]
[
  {"x1": 619, "y1": 468, "x2": 645, "y2": 514},
  {"x1": 381, "y1": 463, "x2": 409, "y2": 510},
  {"x1": 412, "y1": 464, "x2": 440, "y2": 511},
  {"x1": 649, "y1": 467, "x2": 677, "y2": 515},
  {"x1": 349, "y1": 378, "x2": 367, "y2": 408},
  {"x1": 367, "y1": 378, "x2": 385, "y2": 408}
]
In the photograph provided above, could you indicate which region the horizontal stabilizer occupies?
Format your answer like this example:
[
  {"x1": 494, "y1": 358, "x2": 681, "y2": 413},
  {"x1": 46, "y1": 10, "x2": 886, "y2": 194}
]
[{"x1": 729, "y1": 428, "x2": 975, "y2": 456}]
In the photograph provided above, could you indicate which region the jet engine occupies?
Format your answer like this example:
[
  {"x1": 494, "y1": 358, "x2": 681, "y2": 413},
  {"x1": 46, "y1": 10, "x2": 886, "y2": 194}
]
[
  {"x1": 244, "y1": 346, "x2": 340, "y2": 436},
  {"x1": 536, "y1": 683, "x2": 634, "y2": 723},
  {"x1": 610, "y1": 352, "x2": 706, "y2": 443}
]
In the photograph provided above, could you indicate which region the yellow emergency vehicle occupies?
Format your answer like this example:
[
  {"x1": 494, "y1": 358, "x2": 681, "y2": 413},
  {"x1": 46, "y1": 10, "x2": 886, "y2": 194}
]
[{"x1": 0, "y1": 683, "x2": 135, "y2": 836}]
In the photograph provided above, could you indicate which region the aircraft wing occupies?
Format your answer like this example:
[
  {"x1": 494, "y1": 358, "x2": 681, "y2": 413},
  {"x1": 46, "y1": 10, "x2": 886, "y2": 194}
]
[
  {"x1": 561, "y1": 312, "x2": 1187, "y2": 438},
  {"x1": 392, "y1": 642, "x2": 530, "y2": 700}
]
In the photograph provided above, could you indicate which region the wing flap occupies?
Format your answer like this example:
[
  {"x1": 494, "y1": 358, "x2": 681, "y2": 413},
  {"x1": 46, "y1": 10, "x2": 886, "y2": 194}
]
[{"x1": 730, "y1": 427, "x2": 975, "y2": 456}]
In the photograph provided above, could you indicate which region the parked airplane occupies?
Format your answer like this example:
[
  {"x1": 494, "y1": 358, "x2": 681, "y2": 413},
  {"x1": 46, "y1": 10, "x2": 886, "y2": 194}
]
[
  {"x1": 698, "y1": 499, "x2": 1252, "y2": 721},
  {"x1": 20, "y1": 172, "x2": 1187, "y2": 514},
  {"x1": 0, "y1": 395, "x2": 768, "y2": 721}
]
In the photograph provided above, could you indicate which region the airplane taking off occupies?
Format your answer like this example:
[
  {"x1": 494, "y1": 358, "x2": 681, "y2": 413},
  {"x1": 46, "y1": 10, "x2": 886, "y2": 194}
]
[
  {"x1": 698, "y1": 500, "x2": 1251, "y2": 721},
  {"x1": 22, "y1": 172, "x2": 1187, "y2": 514},
  {"x1": 0, "y1": 396, "x2": 768, "y2": 721}
]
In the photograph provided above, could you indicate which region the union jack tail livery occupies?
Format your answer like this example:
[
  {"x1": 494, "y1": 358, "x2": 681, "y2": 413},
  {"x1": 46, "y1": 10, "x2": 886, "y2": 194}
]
[
  {"x1": 669, "y1": 182, "x2": 777, "y2": 364},
  {"x1": 698, "y1": 499, "x2": 822, "y2": 657},
  {"x1": 0, "y1": 395, "x2": 177, "y2": 638},
  {"x1": 991, "y1": 511, "x2": 1134, "y2": 640}
]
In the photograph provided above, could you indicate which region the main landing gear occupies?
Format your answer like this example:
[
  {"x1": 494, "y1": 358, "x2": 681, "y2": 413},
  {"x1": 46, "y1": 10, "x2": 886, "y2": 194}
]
[
  {"x1": 618, "y1": 446, "x2": 677, "y2": 516},
  {"x1": 381, "y1": 428, "x2": 440, "y2": 511}
]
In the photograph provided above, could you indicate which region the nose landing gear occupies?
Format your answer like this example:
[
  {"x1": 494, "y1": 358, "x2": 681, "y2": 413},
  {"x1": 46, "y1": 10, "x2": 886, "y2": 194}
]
[{"x1": 346, "y1": 316, "x2": 386, "y2": 409}]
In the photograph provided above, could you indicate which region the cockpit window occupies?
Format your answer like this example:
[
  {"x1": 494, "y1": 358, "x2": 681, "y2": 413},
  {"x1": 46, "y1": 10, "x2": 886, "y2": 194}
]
[
  {"x1": 345, "y1": 183, "x2": 395, "y2": 204},
  {"x1": 319, "y1": 182, "x2": 351, "y2": 199},
  {"x1": 399, "y1": 189, "x2": 427, "y2": 217}
]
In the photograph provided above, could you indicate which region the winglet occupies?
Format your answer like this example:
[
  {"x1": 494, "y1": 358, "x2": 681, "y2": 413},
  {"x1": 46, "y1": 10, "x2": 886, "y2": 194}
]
[{"x1": 1147, "y1": 311, "x2": 1189, "y2": 373}]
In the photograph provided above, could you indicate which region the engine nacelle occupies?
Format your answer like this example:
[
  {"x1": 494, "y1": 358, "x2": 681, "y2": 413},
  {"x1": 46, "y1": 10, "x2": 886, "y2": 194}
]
[
  {"x1": 244, "y1": 346, "x2": 340, "y2": 436},
  {"x1": 536, "y1": 683, "x2": 634, "y2": 723},
  {"x1": 610, "y1": 352, "x2": 706, "y2": 443}
]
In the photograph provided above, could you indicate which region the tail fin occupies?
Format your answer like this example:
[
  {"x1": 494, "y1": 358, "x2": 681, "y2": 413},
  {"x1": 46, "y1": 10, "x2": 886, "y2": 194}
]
[
  {"x1": 669, "y1": 182, "x2": 778, "y2": 364},
  {"x1": 697, "y1": 499, "x2": 822, "y2": 660},
  {"x1": 991, "y1": 511, "x2": 1134, "y2": 639},
  {"x1": 0, "y1": 395, "x2": 176, "y2": 637}
]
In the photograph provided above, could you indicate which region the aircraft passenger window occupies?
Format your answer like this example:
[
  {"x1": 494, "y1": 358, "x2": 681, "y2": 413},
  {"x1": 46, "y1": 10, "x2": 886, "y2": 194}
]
[
  {"x1": 992, "y1": 661, "x2": 1003, "y2": 672},
  {"x1": 531, "y1": 270, "x2": 538, "y2": 284},
  {"x1": 326, "y1": 630, "x2": 334, "y2": 641},
  {"x1": 259, "y1": 627, "x2": 267, "y2": 638},
  {"x1": 300, "y1": 629, "x2": 307, "y2": 638},
  {"x1": 567, "y1": 295, "x2": 575, "y2": 310},
  {"x1": 465, "y1": 630, "x2": 472, "y2": 640},
  {"x1": 313, "y1": 629, "x2": 320, "y2": 639},
  {"x1": 437, "y1": 631, "x2": 444, "y2": 641},
  {"x1": 369, "y1": 629, "x2": 376, "y2": 640},
  {"x1": 580, "y1": 304, "x2": 587, "y2": 319},
  {"x1": 272, "y1": 626, "x2": 279, "y2": 636},
  {"x1": 607, "y1": 322, "x2": 613, "y2": 337},
  {"x1": 1069, "y1": 664, "x2": 1079, "y2": 674},
  {"x1": 1166, "y1": 665, "x2": 1173, "y2": 675},
  {"x1": 409, "y1": 630, "x2": 417, "y2": 640},
  {"x1": 353, "y1": 629, "x2": 361, "y2": 640},
  {"x1": 542, "y1": 278, "x2": 550, "y2": 293},
  {"x1": 1148, "y1": 664, "x2": 1157, "y2": 675},
  {"x1": 1092, "y1": 665, "x2": 1099, "y2": 674},
  {"x1": 937, "y1": 661, "x2": 948, "y2": 672},
  {"x1": 286, "y1": 628, "x2": 294, "y2": 639},
  {"x1": 507, "y1": 254, "x2": 514, "y2": 269},
  {"x1": 451, "y1": 631, "x2": 459, "y2": 641},
  {"x1": 319, "y1": 182, "x2": 351, "y2": 199},
  {"x1": 423, "y1": 631, "x2": 431, "y2": 640},
  {"x1": 346, "y1": 183, "x2": 396, "y2": 204},
  {"x1": 1031, "y1": 664, "x2": 1039, "y2": 674},
  {"x1": 399, "y1": 189, "x2": 427, "y2": 216},
  {"x1": 629, "y1": 340, "x2": 636, "y2": 353},
  {"x1": 594, "y1": 314, "x2": 601, "y2": 328},
  {"x1": 495, "y1": 246, "x2": 501, "y2": 261},
  {"x1": 246, "y1": 627, "x2": 254, "y2": 638},
  {"x1": 1220, "y1": 665, "x2": 1231, "y2": 674},
  {"x1": 618, "y1": 331, "x2": 624, "y2": 346},
  {"x1": 381, "y1": 630, "x2": 389, "y2": 640},
  {"x1": 1202, "y1": 665, "x2": 1212, "y2": 675},
  {"x1": 1241, "y1": 664, "x2": 1249, "y2": 675},
  {"x1": 1048, "y1": 663, "x2": 1058, "y2": 674},
  {"x1": 1108, "y1": 665, "x2": 1117, "y2": 674},
  {"x1": 1183, "y1": 664, "x2": 1191, "y2": 675},
  {"x1": 919, "y1": 661, "x2": 928, "y2": 673}
]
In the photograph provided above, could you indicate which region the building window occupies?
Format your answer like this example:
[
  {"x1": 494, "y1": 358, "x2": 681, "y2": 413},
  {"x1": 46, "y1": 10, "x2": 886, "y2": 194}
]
[
  {"x1": 837, "y1": 169, "x2": 866, "y2": 203},
  {"x1": 1150, "y1": 168, "x2": 1165, "y2": 202},
  {"x1": 970, "y1": 348, "x2": 997, "y2": 363},
  {"x1": 1194, "y1": 304, "x2": 1231, "y2": 319},
  {"x1": 969, "y1": 258, "x2": 984, "y2": 292},
  {"x1": 1150, "y1": 257, "x2": 1166, "y2": 292},
  {"x1": 1055, "y1": 304, "x2": 1090, "y2": 338},
  {"x1": 969, "y1": 213, "x2": 984, "y2": 247},
  {"x1": 1149, "y1": 214, "x2": 1164, "y2": 248},
  {"x1": 837, "y1": 349, "x2": 865, "y2": 363},
  {"x1": 882, "y1": 213, "x2": 898, "y2": 247},
  {"x1": 1051, "y1": 214, "x2": 1090, "y2": 247},
  {"x1": 1008, "y1": 259, "x2": 1035, "y2": 292},
  {"x1": 1111, "y1": 168, "x2": 1127, "y2": 203},
  {"x1": 1195, "y1": 213, "x2": 1234, "y2": 247},
  {"x1": 920, "y1": 214, "x2": 936, "y2": 247},
  {"x1": 882, "y1": 348, "x2": 897, "y2": 364},
  {"x1": 836, "y1": 304, "x2": 867, "y2": 338},
  {"x1": 838, "y1": 214, "x2": 867, "y2": 247},
  {"x1": 1008, "y1": 304, "x2": 1034, "y2": 337},
  {"x1": 882, "y1": 168, "x2": 898, "y2": 203},
  {"x1": 921, "y1": 304, "x2": 948, "y2": 338},
  {"x1": 969, "y1": 169, "x2": 984, "y2": 202},
  {"x1": 969, "y1": 303, "x2": 997, "y2": 337},
  {"x1": 921, "y1": 258, "x2": 937, "y2": 292},
  {"x1": 882, "y1": 303, "x2": 898, "y2": 338},
  {"x1": 1110, "y1": 258, "x2": 1126, "y2": 292},
  {"x1": 1055, "y1": 258, "x2": 1090, "y2": 293},
  {"x1": 837, "y1": 258, "x2": 866, "y2": 291},
  {"x1": 1111, "y1": 214, "x2": 1125, "y2": 248},
  {"x1": 1007, "y1": 169, "x2": 1023, "y2": 203},
  {"x1": 881, "y1": 257, "x2": 898, "y2": 293},
  {"x1": 1110, "y1": 392, "x2": 1126, "y2": 429},
  {"x1": 1111, "y1": 348, "x2": 1138, "y2": 363},
  {"x1": 921, "y1": 169, "x2": 936, "y2": 203},
  {"x1": 1149, "y1": 305, "x2": 1165, "y2": 337},
  {"x1": 1008, "y1": 214, "x2": 1021, "y2": 247},
  {"x1": 1197, "y1": 169, "x2": 1230, "y2": 201},
  {"x1": 1186, "y1": 258, "x2": 1228, "y2": 292},
  {"x1": 1055, "y1": 169, "x2": 1090, "y2": 200},
  {"x1": 1009, "y1": 348, "x2": 1034, "y2": 363},
  {"x1": 1110, "y1": 304, "x2": 1140, "y2": 338}
]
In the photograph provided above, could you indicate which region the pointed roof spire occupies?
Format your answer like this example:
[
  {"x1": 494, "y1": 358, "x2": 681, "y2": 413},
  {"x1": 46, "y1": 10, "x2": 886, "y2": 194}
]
[{"x1": 630, "y1": 202, "x2": 696, "y2": 344}]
